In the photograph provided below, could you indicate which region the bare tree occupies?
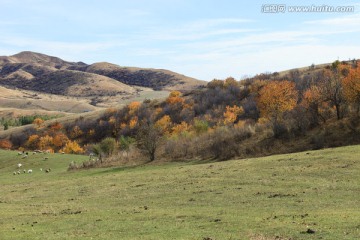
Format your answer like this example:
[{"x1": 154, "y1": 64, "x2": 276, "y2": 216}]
[
  {"x1": 136, "y1": 120, "x2": 162, "y2": 162},
  {"x1": 319, "y1": 68, "x2": 344, "y2": 120}
]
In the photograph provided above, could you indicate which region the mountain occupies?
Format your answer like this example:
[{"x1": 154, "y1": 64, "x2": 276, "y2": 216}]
[
  {"x1": 0, "y1": 51, "x2": 205, "y2": 95},
  {"x1": 84, "y1": 62, "x2": 204, "y2": 90}
]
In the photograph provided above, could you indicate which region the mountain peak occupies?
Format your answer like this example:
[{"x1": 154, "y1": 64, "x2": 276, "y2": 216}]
[{"x1": 9, "y1": 51, "x2": 72, "y2": 68}]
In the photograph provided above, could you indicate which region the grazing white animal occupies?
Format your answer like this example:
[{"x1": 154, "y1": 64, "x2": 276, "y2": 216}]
[
  {"x1": 17, "y1": 171, "x2": 21, "y2": 175},
  {"x1": 40, "y1": 168, "x2": 43, "y2": 171},
  {"x1": 21, "y1": 155, "x2": 28, "y2": 159},
  {"x1": 17, "y1": 163, "x2": 22, "y2": 168},
  {"x1": 28, "y1": 169, "x2": 32, "y2": 174},
  {"x1": 13, "y1": 171, "x2": 16, "y2": 175},
  {"x1": 17, "y1": 152, "x2": 22, "y2": 155},
  {"x1": 23, "y1": 169, "x2": 26, "y2": 173}
]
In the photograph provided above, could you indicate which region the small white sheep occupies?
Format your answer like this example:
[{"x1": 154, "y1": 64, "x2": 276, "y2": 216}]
[
  {"x1": 13, "y1": 171, "x2": 16, "y2": 175},
  {"x1": 17, "y1": 171, "x2": 21, "y2": 175},
  {"x1": 40, "y1": 168, "x2": 43, "y2": 171},
  {"x1": 17, "y1": 163, "x2": 22, "y2": 168},
  {"x1": 21, "y1": 155, "x2": 28, "y2": 159},
  {"x1": 23, "y1": 169, "x2": 26, "y2": 173},
  {"x1": 28, "y1": 169, "x2": 32, "y2": 174}
]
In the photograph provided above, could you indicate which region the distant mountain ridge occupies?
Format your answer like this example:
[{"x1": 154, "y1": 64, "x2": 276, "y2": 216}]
[{"x1": 0, "y1": 51, "x2": 205, "y2": 96}]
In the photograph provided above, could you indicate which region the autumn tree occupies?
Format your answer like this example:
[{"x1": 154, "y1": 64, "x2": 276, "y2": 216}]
[
  {"x1": 38, "y1": 135, "x2": 54, "y2": 150},
  {"x1": 33, "y1": 118, "x2": 44, "y2": 128},
  {"x1": 257, "y1": 81, "x2": 298, "y2": 124},
  {"x1": 207, "y1": 79, "x2": 224, "y2": 89},
  {"x1": 129, "y1": 116, "x2": 138, "y2": 129},
  {"x1": 128, "y1": 101, "x2": 141, "y2": 115},
  {"x1": 223, "y1": 105, "x2": 244, "y2": 125},
  {"x1": 342, "y1": 65, "x2": 360, "y2": 114},
  {"x1": 224, "y1": 77, "x2": 238, "y2": 88},
  {"x1": 0, "y1": 139, "x2": 12, "y2": 149},
  {"x1": 171, "y1": 121, "x2": 191, "y2": 136},
  {"x1": 61, "y1": 140, "x2": 84, "y2": 154},
  {"x1": 165, "y1": 91, "x2": 185, "y2": 123},
  {"x1": 166, "y1": 91, "x2": 184, "y2": 105},
  {"x1": 52, "y1": 133, "x2": 69, "y2": 149},
  {"x1": 49, "y1": 122, "x2": 63, "y2": 132},
  {"x1": 155, "y1": 115, "x2": 172, "y2": 134},
  {"x1": 25, "y1": 134, "x2": 40, "y2": 149},
  {"x1": 302, "y1": 85, "x2": 325, "y2": 125}
]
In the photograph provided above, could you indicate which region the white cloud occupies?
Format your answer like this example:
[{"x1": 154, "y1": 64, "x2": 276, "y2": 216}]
[{"x1": 304, "y1": 13, "x2": 360, "y2": 26}]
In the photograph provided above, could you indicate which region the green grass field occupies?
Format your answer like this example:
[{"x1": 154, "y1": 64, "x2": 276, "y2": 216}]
[{"x1": 1, "y1": 145, "x2": 360, "y2": 240}]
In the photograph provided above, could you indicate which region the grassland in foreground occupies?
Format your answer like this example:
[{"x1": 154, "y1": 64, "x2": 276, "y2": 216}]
[{"x1": 0, "y1": 145, "x2": 360, "y2": 240}]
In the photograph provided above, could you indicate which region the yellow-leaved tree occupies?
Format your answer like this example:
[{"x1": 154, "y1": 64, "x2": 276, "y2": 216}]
[
  {"x1": 342, "y1": 65, "x2": 360, "y2": 114},
  {"x1": 223, "y1": 105, "x2": 244, "y2": 125},
  {"x1": 257, "y1": 81, "x2": 298, "y2": 124},
  {"x1": 61, "y1": 140, "x2": 84, "y2": 154}
]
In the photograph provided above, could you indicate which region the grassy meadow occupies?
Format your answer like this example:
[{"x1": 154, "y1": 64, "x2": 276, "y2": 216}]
[{"x1": 0, "y1": 145, "x2": 360, "y2": 239}]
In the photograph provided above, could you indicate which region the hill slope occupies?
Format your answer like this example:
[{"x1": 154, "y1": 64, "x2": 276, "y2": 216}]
[
  {"x1": 0, "y1": 51, "x2": 205, "y2": 93},
  {"x1": 1, "y1": 145, "x2": 360, "y2": 239},
  {"x1": 85, "y1": 62, "x2": 205, "y2": 90},
  {"x1": 0, "y1": 51, "x2": 204, "y2": 116}
]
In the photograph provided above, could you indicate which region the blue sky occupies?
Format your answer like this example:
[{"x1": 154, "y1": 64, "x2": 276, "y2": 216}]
[{"x1": 1, "y1": 0, "x2": 360, "y2": 80}]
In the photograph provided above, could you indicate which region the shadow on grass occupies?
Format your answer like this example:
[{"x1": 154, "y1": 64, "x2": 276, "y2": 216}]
[{"x1": 86, "y1": 157, "x2": 226, "y2": 176}]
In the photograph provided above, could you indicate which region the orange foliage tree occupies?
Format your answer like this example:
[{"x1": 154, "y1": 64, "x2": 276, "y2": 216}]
[
  {"x1": 342, "y1": 65, "x2": 360, "y2": 113},
  {"x1": 52, "y1": 133, "x2": 69, "y2": 149},
  {"x1": 155, "y1": 115, "x2": 172, "y2": 134},
  {"x1": 25, "y1": 134, "x2": 40, "y2": 149},
  {"x1": 38, "y1": 135, "x2": 54, "y2": 150},
  {"x1": 61, "y1": 140, "x2": 84, "y2": 154},
  {"x1": 171, "y1": 121, "x2": 191, "y2": 136},
  {"x1": 166, "y1": 91, "x2": 184, "y2": 105},
  {"x1": 257, "y1": 81, "x2": 298, "y2": 123},
  {"x1": 0, "y1": 139, "x2": 12, "y2": 149},
  {"x1": 33, "y1": 118, "x2": 44, "y2": 128},
  {"x1": 302, "y1": 85, "x2": 325, "y2": 124},
  {"x1": 129, "y1": 116, "x2": 138, "y2": 129},
  {"x1": 49, "y1": 122, "x2": 63, "y2": 132},
  {"x1": 128, "y1": 101, "x2": 141, "y2": 115},
  {"x1": 223, "y1": 105, "x2": 244, "y2": 125}
]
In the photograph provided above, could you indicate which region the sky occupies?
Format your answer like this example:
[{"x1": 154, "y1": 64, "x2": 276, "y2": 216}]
[{"x1": 0, "y1": 0, "x2": 360, "y2": 81}]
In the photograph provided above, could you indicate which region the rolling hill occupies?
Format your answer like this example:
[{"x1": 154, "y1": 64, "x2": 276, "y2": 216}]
[
  {"x1": 0, "y1": 51, "x2": 205, "y2": 117},
  {"x1": 0, "y1": 51, "x2": 205, "y2": 94}
]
